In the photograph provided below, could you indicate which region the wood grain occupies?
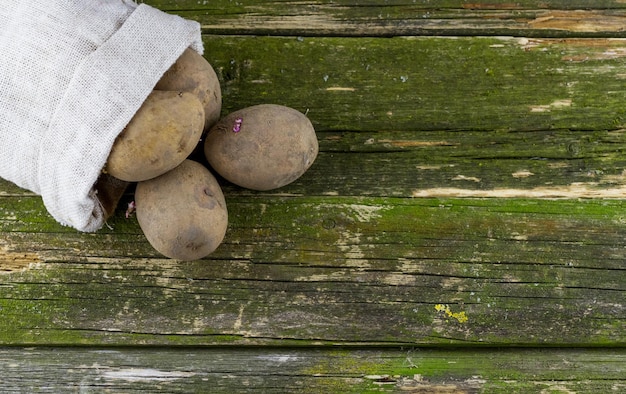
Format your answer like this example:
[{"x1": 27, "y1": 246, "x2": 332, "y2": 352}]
[
  {"x1": 202, "y1": 36, "x2": 626, "y2": 133},
  {"x1": 1, "y1": 347, "x2": 624, "y2": 393},
  {"x1": 142, "y1": 0, "x2": 626, "y2": 37},
  {"x1": 1, "y1": 194, "x2": 624, "y2": 346}
]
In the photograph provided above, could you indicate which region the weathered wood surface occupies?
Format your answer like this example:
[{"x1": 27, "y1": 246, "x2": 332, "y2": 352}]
[
  {"x1": 1, "y1": 347, "x2": 624, "y2": 393},
  {"x1": 1, "y1": 193, "x2": 625, "y2": 346},
  {"x1": 1, "y1": 1, "x2": 626, "y2": 392},
  {"x1": 208, "y1": 35, "x2": 626, "y2": 132},
  {"x1": 147, "y1": 0, "x2": 626, "y2": 37}
]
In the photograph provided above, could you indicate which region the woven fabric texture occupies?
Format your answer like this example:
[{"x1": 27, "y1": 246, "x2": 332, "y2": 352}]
[{"x1": 0, "y1": 0, "x2": 203, "y2": 231}]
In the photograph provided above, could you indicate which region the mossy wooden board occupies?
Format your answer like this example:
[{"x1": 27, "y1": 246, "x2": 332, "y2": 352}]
[
  {"x1": 1, "y1": 194, "x2": 624, "y2": 346},
  {"x1": 202, "y1": 35, "x2": 626, "y2": 133},
  {"x1": 143, "y1": 0, "x2": 626, "y2": 37},
  {"x1": 1, "y1": 347, "x2": 624, "y2": 393}
]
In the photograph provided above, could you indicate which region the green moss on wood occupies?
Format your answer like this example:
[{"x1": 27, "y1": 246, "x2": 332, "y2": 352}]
[
  {"x1": 303, "y1": 348, "x2": 626, "y2": 393},
  {"x1": 145, "y1": 1, "x2": 626, "y2": 38},
  {"x1": 1, "y1": 196, "x2": 624, "y2": 346},
  {"x1": 201, "y1": 36, "x2": 626, "y2": 134},
  {"x1": 0, "y1": 347, "x2": 622, "y2": 393}
]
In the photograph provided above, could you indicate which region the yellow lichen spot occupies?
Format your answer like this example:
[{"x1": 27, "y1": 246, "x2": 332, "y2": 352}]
[
  {"x1": 451, "y1": 311, "x2": 469, "y2": 323},
  {"x1": 435, "y1": 304, "x2": 469, "y2": 323}
]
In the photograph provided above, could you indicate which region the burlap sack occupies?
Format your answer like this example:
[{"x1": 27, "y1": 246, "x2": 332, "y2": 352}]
[{"x1": 0, "y1": 0, "x2": 203, "y2": 232}]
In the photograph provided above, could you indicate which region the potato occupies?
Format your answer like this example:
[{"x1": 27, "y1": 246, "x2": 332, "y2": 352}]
[
  {"x1": 105, "y1": 90, "x2": 204, "y2": 182},
  {"x1": 155, "y1": 48, "x2": 222, "y2": 130},
  {"x1": 204, "y1": 104, "x2": 318, "y2": 191},
  {"x1": 135, "y1": 160, "x2": 228, "y2": 261}
]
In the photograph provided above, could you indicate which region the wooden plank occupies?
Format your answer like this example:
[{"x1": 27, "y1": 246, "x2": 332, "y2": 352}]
[
  {"x1": 201, "y1": 35, "x2": 626, "y2": 134},
  {"x1": 1, "y1": 194, "x2": 624, "y2": 346},
  {"x1": 141, "y1": 0, "x2": 626, "y2": 37},
  {"x1": 147, "y1": 0, "x2": 626, "y2": 10},
  {"x1": 7, "y1": 133, "x2": 626, "y2": 200},
  {"x1": 0, "y1": 347, "x2": 624, "y2": 393},
  {"x1": 200, "y1": 35, "x2": 626, "y2": 196},
  {"x1": 311, "y1": 129, "x2": 626, "y2": 198}
]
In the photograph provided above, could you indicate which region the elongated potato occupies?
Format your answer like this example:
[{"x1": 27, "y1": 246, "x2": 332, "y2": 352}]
[
  {"x1": 135, "y1": 160, "x2": 228, "y2": 261},
  {"x1": 105, "y1": 90, "x2": 204, "y2": 182},
  {"x1": 155, "y1": 48, "x2": 222, "y2": 130},
  {"x1": 204, "y1": 104, "x2": 318, "y2": 191}
]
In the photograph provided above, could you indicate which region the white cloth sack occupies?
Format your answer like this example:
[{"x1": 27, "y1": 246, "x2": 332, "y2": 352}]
[{"x1": 0, "y1": 0, "x2": 203, "y2": 232}]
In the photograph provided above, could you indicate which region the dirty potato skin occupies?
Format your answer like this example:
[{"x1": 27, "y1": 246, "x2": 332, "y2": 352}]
[
  {"x1": 135, "y1": 160, "x2": 228, "y2": 261},
  {"x1": 204, "y1": 104, "x2": 319, "y2": 191},
  {"x1": 106, "y1": 90, "x2": 204, "y2": 182},
  {"x1": 155, "y1": 48, "x2": 222, "y2": 131}
]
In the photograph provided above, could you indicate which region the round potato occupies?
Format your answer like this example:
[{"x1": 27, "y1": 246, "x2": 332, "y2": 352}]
[
  {"x1": 155, "y1": 48, "x2": 222, "y2": 130},
  {"x1": 204, "y1": 104, "x2": 318, "y2": 191},
  {"x1": 135, "y1": 160, "x2": 228, "y2": 261},
  {"x1": 106, "y1": 90, "x2": 204, "y2": 182}
]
